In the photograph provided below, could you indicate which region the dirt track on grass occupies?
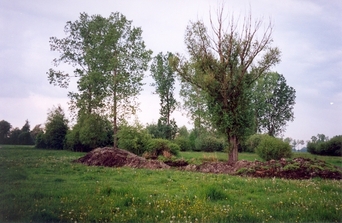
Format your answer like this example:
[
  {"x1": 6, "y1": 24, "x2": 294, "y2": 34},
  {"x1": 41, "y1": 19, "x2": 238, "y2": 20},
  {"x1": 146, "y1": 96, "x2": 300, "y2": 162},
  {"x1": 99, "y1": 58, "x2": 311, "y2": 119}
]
[{"x1": 75, "y1": 147, "x2": 342, "y2": 180}]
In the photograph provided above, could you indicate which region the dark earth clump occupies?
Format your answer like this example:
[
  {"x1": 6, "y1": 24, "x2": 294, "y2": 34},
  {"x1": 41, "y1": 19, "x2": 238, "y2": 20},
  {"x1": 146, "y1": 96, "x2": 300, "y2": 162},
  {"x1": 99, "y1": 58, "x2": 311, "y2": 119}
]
[
  {"x1": 235, "y1": 157, "x2": 342, "y2": 180},
  {"x1": 74, "y1": 147, "x2": 169, "y2": 169},
  {"x1": 75, "y1": 147, "x2": 341, "y2": 180}
]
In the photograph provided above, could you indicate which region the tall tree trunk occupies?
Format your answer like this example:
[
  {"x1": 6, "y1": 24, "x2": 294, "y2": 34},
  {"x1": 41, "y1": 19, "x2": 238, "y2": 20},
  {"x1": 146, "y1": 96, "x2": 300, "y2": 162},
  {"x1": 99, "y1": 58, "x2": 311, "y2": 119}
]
[{"x1": 228, "y1": 135, "x2": 238, "y2": 164}]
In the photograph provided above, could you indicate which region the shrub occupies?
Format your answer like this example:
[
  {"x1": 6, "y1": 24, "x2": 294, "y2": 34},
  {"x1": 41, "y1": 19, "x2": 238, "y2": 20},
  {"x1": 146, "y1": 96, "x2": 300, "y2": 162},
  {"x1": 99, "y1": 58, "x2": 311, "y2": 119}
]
[
  {"x1": 117, "y1": 123, "x2": 151, "y2": 156},
  {"x1": 64, "y1": 114, "x2": 113, "y2": 152},
  {"x1": 243, "y1": 134, "x2": 265, "y2": 152},
  {"x1": 145, "y1": 138, "x2": 180, "y2": 158},
  {"x1": 255, "y1": 135, "x2": 292, "y2": 161},
  {"x1": 194, "y1": 136, "x2": 225, "y2": 152},
  {"x1": 173, "y1": 136, "x2": 191, "y2": 151}
]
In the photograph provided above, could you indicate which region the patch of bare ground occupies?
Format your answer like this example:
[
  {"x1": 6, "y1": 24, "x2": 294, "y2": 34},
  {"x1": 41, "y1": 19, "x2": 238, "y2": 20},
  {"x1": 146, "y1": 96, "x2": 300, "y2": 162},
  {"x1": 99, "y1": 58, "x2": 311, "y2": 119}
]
[{"x1": 75, "y1": 148, "x2": 341, "y2": 180}]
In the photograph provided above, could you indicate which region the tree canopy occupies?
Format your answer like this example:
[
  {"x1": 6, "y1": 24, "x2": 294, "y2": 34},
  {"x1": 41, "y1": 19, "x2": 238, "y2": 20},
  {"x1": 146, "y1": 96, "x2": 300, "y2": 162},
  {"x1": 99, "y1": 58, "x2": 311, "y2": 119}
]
[
  {"x1": 47, "y1": 12, "x2": 152, "y2": 148},
  {"x1": 252, "y1": 72, "x2": 296, "y2": 136},
  {"x1": 172, "y1": 8, "x2": 281, "y2": 164},
  {"x1": 150, "y1": 52, "x2": 178, "y2": 140}
]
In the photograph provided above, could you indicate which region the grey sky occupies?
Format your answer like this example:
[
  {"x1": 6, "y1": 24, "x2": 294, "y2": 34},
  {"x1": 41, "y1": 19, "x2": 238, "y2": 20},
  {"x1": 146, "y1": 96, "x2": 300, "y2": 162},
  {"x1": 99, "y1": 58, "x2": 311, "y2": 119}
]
[{"x1": 0, "y1": 0, "x2": 341, "y2": 142}]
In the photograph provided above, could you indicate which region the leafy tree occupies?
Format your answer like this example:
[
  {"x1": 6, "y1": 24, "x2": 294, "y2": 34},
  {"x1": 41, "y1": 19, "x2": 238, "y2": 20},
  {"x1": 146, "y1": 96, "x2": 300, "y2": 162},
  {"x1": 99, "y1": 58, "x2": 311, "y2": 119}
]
[
  {"x1": 30, "y1": 124, "x2": 44, "y2": 143},
  {"x1": 8, "y1": 128, "x2": 21, "y2": 145},
  {"x1": 42, "y1": 106, "x2": 68, "y2": 149},
  {"x1": 0, "y1": 120, "x2": 11, "y2": 144},
  {"x1": 65, "y1": 114, "x2": 112, "y2": 152},
  {"x1": 48, "y1": 12, "x2": 152, "y2": 148},
  {"x1": 172, "y1": 8, "x2": 280, "y2": 163},
  {"x1": 18, "y1": 120, "x2": 34, "y2": 145},
  {"x1": 252, "y1": 72, "x2": 296, "y2": 136},
  {"x1": 150, "y1": 52, "x2": 178, "y2": 140},
  {"x1": 307, "y1": 134, "x2": 340, "y2": 156},
  {"x1": 21, "y1": 120, "x2": 30, "y2": 132},
  {"x1": 146, "y1": 119, "x2": 177, "y2": 140},
  {"x1": 177, "y1": 125, "x2": 189, "y2": 138},
  {"x1": 179, "y1": 81, "x2": 211, "y2": 133}
]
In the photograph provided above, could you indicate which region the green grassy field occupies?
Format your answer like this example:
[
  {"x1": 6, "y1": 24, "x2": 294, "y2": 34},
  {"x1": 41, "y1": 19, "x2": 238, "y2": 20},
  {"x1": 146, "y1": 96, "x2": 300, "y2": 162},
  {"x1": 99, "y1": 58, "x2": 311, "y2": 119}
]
[
  {"x1": 1, "y1": 145, "x2": 341, "y2": 222},
  {"x1": 179, "y1": 151, "x2": 342, "y2": 167}
]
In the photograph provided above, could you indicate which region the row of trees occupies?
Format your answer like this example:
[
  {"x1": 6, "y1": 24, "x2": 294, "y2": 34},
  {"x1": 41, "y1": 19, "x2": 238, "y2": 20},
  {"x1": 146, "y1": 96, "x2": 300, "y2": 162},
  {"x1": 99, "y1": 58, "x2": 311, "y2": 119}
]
[
  {"x1": 307, "y1": 134, "x2": 341, "y2": 156},
  {"x1": 42, "y1": 8, "x2": 297, "y2": 163},
  {"x1": 0, "y1": 120, "x2": 41, "y2": 145}
]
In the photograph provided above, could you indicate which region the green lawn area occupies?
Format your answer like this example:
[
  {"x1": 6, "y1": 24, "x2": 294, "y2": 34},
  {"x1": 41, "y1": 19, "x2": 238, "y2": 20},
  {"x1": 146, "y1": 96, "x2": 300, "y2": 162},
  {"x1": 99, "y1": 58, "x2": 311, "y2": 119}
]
[{"x1": 1, "y1": 145, "x2": 341, "y2": 222}]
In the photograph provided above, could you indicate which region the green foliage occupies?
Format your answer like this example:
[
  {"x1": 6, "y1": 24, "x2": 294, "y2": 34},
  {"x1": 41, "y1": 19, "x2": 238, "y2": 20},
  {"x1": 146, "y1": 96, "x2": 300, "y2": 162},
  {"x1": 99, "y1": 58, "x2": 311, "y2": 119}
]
[
  {"x1": 117, "y1": 123, "x2": 151, "y2": 156},
  {"x1": 146, "y1": 119, "x2": 178, "y2": 140},
  {"x1": 172, "y1": 10, "x2": 280, "y2": 163},
  {"x1": 36, "y1": 106, "x2": 68, "y2": 150},
  {"x1": 179, "y1": 81, "x2": 211, "y2": 131},
  {"x1": 0, "y1": 120, "x2": 36, "y2": 145},
  {"x1": 173, "y1": 136, "x2": 191, "y2": 151},
  {"x1": 150, "y1": 52, "x2": 178, "y2": 140},
  {"x1": 65, "y1": 114, "x2": 112, "y2": 152},
  {"x1": 178, "y1": 126, "x2": 189, "y2": 138},
  {"x1": 307, "y1": 135, "x2": 342, "y2": 156},
  {"x1": 243, "y1": 134, "x2": 265, "y2": 152},
  {"x1": 255, "y1": 135, "x2": 292, "y2": 161},
  {"x1": 0, "y1": 120, "x2": 11, "y2": 144},
  {"x1": 146, "y1": 138, "x2": 180, "y2": 157},
  {"x1": 194, "y1": 135, "x2": 226, "y2": 152},
  {"x1": 35, "y1": 132, "x2": 46, "y2": 149},
  {"x1": 252, "y1": 72, "x2": 296, "y2": 136},
  {"x1": 48, "y1": 12, "x2": 152, "y2": 148}
]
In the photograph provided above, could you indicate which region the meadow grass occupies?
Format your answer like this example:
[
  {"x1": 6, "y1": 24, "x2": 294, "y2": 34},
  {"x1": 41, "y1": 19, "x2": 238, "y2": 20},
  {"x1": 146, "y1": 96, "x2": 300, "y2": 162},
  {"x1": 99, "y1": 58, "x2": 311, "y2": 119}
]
[
  {"x1": 179, "y1": 151, "x2": 342, "y2": 167},
  {"x1": 0, "y1": 145, "x2": 341, "y2": 222}
]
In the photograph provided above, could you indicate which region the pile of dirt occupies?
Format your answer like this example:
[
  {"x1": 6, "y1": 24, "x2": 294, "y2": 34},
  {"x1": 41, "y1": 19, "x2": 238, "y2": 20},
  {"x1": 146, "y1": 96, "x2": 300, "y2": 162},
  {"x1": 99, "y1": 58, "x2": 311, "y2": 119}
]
[
  {"x1": 74, "y1": 147, "x2": 170, "y2": 169},
  {"x1": 234, "y1": 157, "x2": 342, "y2": 180},
  {"x1": 75, "y1": 148, "x2": 341, "y2": 180}
]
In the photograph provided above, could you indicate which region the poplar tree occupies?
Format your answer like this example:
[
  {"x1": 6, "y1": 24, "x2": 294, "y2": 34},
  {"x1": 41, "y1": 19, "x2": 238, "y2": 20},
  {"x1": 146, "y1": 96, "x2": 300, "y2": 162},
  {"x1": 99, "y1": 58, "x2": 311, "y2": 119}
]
[
  {"x1": 252, "y1": 72, "x2": 296, "y2": 136},
  {"x1": 48, "y1": 12, "x2": 152, "y2": 148},
  {"x1": 150, "y1": 52, "x2": 178, "y2": 140}
]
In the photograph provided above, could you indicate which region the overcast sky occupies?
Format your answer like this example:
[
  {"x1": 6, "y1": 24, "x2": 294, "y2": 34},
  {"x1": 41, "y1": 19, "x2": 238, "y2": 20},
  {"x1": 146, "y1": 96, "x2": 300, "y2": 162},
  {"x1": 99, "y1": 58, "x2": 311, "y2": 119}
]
[{"x1": 0, "y1": 0, "x2": 341, "y2": 142}]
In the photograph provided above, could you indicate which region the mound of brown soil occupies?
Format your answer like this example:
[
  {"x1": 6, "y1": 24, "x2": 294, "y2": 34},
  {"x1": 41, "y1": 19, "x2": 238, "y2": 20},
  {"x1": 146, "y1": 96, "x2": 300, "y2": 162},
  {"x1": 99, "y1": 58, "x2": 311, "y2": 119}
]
[
  {"x1": 75, "y1": 147, "x2": 170, "y2": 169},
  {"x1": 75, "y1": 148, "x2": 341, "y2": 180},
  {"x1": 234, "y1": 157, "x2": 342, "y2": 180}
]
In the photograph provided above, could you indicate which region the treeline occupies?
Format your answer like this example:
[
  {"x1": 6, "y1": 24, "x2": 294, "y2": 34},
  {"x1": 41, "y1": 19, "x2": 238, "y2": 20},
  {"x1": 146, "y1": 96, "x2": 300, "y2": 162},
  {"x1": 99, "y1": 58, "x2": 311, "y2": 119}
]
[
  {"x1": 0, "y1": 120, "x2": 41, "y2": 145},
  {"x1": 307, "y1": 134, "x2": 342, "y2": 156}
]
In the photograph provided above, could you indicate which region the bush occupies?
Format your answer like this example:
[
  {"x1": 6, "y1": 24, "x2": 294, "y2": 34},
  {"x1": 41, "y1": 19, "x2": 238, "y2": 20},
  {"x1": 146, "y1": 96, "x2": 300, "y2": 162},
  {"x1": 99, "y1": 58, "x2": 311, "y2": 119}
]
[
  {"x1": 173, "y1": 136, "x2": 191, "y2": 151},
  {"x1": 117, "y1": 123, "x2": 151, "y2": 156},
  {"x1": 194, "y1": 136, "x2": 225, "y2": 152},
  {"x1": 145, "y1": 138, "x2": 180, "y2": 158},
  {"x1": 64, "y1": 114, "x2": 113, "y2": 152},
  {"x1": 255, "y1": 135, "x2": 292, "y2": 161},
  {"x1": 243, "y1": 134, "x2": 265, "y2": 152}
]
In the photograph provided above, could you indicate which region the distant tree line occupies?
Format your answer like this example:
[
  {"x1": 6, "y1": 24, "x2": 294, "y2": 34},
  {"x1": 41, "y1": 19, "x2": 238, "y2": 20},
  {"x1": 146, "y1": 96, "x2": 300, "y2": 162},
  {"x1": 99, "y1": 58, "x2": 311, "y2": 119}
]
[
  {"x1": 307, "y1": 134, "x2": 341, "y2": 156},
  {"x1": 0, "y1": 119, "x2": 41, "y2": 145}
]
